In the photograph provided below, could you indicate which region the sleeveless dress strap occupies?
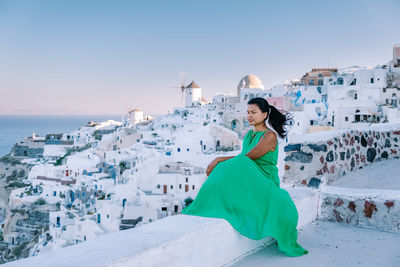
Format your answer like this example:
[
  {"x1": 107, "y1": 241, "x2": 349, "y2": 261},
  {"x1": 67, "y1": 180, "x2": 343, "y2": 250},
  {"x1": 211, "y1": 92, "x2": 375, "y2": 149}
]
[{"x1": 260, "y1": 128, "x2": 269, "y2": 138}]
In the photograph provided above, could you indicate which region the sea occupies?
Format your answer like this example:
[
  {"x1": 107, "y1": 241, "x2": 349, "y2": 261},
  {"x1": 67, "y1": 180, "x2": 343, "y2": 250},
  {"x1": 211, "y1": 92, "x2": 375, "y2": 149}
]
[{"x1": 0, "y1": 115, "x2": 123, "y2": 157}]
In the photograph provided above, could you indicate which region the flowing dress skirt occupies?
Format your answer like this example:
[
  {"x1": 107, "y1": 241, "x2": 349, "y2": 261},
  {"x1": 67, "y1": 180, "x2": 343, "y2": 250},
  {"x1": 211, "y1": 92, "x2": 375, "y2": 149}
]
[{"x1": 182, "y1": 154, "x2": 308, "y2": 257}]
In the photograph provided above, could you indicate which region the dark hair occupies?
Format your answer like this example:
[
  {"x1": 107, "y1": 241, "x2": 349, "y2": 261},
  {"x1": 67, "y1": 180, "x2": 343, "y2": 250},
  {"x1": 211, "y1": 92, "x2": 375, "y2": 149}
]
[{"x1": 247, "y1": 97, "x2": 293, "y2": 139}]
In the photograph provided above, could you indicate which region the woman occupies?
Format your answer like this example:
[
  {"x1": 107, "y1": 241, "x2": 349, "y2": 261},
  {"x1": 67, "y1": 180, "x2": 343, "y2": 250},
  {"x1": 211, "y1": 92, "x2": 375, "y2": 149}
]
[{"x1": 181, "y1": 97, "x2": 308, "y2": 257}]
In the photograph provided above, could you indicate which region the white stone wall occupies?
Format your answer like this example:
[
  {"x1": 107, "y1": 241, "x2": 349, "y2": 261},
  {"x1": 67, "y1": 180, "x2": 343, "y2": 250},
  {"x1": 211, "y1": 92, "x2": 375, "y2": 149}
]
[{"x1": 319, "y1": 186, "x2": 400, "y2": 233}]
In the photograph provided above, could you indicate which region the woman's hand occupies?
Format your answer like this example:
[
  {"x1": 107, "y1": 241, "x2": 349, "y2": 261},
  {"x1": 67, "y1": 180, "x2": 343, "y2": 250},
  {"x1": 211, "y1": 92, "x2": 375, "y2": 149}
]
[{"x1": 206, "y1": 158, "x2": 220, "y2": 176}]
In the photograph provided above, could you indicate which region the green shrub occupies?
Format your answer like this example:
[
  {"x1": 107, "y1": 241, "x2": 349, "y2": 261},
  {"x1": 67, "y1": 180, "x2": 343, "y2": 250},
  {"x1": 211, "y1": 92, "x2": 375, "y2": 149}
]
[
  {"x1": 6, "y1": 181, "x2": 27, "y2": 189},
  {"x1": 6, "y1": 170, "x2": 18, "y2": 182},
  {"x1": 12, "y1": 242, "x2": 28, "y2": 258},
  {"x1": 17, "y1": 169, "x2": 25, "y2": 178},
  {"x1": 0, "y1": 155, "x2": 22, "y2": 165},
  {"x1": 119, "y1": 161, "x2": 127, "y2": 174},
  {"x1": 184, "y1": 197, "x2": 193, "y2": 207},
  {"x1": 93, "y1": 130, "x2": 103, "y2": 141},
  {"x1": 35, "y1": 198, "x2": 46, "y2": 205}
]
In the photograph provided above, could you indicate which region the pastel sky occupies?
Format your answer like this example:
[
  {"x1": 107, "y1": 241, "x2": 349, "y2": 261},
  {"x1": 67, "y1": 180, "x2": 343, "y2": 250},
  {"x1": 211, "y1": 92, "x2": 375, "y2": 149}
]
[{"x1": 0, "y1": 0, "x2": 399, "y2": 115}]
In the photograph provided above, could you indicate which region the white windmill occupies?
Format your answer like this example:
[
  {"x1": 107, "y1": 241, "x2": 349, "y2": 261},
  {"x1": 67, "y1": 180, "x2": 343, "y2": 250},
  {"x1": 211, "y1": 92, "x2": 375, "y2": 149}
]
[{"x1": 170, "y1": 70, "x2": 187, "y2": 107}]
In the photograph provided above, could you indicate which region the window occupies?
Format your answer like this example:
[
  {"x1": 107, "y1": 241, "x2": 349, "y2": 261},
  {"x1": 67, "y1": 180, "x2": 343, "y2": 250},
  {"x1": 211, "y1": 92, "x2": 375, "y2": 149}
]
[
  {"x1": 161, "y1": 207, "x2": 167, "y2": 211},
  {"x1": 186, "y1": 148, "x2": 189, "y2": 151},
  {"x1": 179, "y1": 184, "x2": 182, "y2": 189},
  {"x1": 310, "y1": 120, "x2": 314, "y2": 125},
  {"x1": 170, "y1": 185, "x2": 173, "y2": 189},
  {"x1": 157, "y1": 184, "x2": 160, "y2": 189},
  {"x1": 107, "y1": 214, "x2": 109, "y2": 218},
  {"x1": 309, "y1": 79, "x2": 315, "y2": 86},
  {"x1": 192, "y1": 185, "x2": 195, "y2": 190},
  {"x1": 345, "y1": 117, "x2": 348, "y2": 121},
  {"x1": 53, "y1": 191, "x2": 57, "y2": 196},
  {"x1": 370, "y1": 78, "x2": 374, "y2": 83},
  {"x1": 177, "y1": 148, "x2": 180, "y2": 152},
  {"x1": 354, "y1": 93, "x2": 358, "y2": 100},
  {"x1": 186, "y1": 177, "x2": 188, "y2": 182}
]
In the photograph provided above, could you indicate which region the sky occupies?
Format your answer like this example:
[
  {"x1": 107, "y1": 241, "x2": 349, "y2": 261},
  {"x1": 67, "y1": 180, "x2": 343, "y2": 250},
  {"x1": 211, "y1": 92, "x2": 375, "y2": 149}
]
[{"x1": 0, "y1": 0, "x2": 399, "y2": 115}]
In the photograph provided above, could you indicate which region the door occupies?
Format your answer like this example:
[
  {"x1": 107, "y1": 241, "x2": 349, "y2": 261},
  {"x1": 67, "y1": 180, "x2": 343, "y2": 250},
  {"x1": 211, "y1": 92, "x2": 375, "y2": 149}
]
[{"x1": 163, "y1": 185, "x2": 167, "y2": 194}]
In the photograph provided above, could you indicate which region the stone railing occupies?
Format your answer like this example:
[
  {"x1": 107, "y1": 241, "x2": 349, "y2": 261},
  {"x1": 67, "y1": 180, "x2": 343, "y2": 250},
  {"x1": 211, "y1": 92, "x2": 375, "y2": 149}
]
[{"x1": 283, "y1": 123, "x2": 400, "y2": 188}]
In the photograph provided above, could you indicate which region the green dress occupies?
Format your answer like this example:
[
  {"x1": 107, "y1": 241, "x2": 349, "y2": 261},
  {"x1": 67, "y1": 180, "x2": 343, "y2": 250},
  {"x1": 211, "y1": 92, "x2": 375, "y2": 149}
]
[{"x1": 181, "y1": 129, "x2": 308, "y2": 257}]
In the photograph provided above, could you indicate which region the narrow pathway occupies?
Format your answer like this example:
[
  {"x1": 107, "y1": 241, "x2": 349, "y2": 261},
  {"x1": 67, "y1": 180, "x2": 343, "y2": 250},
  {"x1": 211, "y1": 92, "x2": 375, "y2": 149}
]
[{"x1": 232, "y1": 221, "x2": 400, "y2": 267}]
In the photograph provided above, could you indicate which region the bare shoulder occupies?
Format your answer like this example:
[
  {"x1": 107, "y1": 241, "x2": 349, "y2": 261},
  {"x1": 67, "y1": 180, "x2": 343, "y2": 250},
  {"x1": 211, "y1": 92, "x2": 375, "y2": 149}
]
[
  {"x1": 260, "y1": 130, "x2": 277, "y2": 148},
  {"x1": 261, "y1": 130, "x2": 277, "y2": 140}
]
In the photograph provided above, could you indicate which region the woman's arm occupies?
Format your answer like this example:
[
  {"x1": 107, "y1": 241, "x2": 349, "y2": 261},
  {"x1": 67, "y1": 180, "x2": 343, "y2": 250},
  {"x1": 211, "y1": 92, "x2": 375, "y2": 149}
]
[
  {"x1": 215, "y1": 156, "x2": 235, "y2": 163},
  {"x1": 245, "y1": 131, "x2": 277, "y2": 160},
  {"x1": 206, "y1": 130, "x2": 251, "y2": 176},
  {"x1": 206, "y1": 156, "x2": 236, "y2": 176}
]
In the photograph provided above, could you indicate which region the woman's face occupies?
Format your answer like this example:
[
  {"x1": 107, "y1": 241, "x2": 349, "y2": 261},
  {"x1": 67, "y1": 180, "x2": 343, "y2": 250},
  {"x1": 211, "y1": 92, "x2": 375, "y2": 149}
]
[{"x1": 247, "y1": 104, "x2": 267, "y2": 126}]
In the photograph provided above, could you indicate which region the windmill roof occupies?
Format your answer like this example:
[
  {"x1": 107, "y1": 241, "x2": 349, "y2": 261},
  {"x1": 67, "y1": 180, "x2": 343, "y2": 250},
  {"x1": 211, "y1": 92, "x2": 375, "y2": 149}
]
[{"x1": 186, "y1": 81, "x2": 201, "y2": 89}]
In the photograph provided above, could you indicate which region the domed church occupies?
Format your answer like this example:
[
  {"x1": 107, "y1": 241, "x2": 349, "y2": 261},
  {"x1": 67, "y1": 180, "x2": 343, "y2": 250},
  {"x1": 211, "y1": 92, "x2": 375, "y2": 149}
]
[{"x1": 237, "y1": 74, "x2": 264, "y2": 96}]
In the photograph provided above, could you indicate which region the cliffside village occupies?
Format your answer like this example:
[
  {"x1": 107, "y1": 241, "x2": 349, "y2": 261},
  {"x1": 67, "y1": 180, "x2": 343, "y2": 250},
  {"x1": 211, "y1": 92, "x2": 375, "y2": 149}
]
[{"x1": 0, "y1": 45, "x2": 399, "y2": 262}]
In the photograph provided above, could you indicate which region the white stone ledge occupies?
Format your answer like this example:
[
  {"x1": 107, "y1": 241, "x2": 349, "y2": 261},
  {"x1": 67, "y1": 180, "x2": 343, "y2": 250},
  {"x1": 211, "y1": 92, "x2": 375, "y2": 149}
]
[
  {"x1": 319, "y1": 185, "x2": 400, "y2": 232},
  {"x1": 5, "y1": 188, "x2": 317, "y2": 267},
  {"x1": 287, "y1": 123, "x2": 400, "y2": 144},
  {"x1": 320, "y1": 185, "x2": 400, "y2": 199}
]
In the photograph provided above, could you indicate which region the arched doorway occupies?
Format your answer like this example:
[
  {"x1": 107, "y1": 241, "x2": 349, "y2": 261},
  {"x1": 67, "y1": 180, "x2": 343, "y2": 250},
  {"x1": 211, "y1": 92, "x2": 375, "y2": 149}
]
[{"x1": 231, "y1": 119, "x2": 239, "y2": 130}]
